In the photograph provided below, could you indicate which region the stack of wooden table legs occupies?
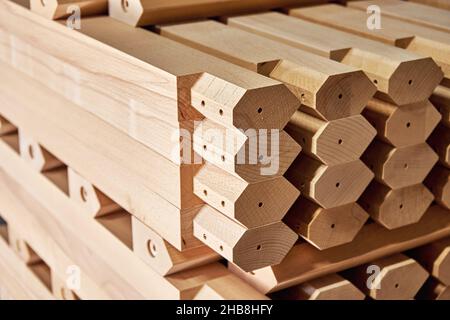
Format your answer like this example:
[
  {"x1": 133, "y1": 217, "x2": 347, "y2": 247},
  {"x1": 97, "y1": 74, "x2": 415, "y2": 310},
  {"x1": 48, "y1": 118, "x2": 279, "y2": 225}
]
[{"x1": 0, "y1": 0, "x2": 449, "y2": 300}]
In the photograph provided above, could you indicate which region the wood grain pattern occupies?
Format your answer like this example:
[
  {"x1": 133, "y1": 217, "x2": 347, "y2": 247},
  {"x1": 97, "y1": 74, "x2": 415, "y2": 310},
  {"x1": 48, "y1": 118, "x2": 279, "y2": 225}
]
[
  {"x1": 229, "y1": 205, "x2": 450, "y2": 294},
  {"x1": 228, "y1": 12, "x2": 443, "y2": 105},
  {"x1": 30, "y1": 0, "x2": 107, "y2": 20}
]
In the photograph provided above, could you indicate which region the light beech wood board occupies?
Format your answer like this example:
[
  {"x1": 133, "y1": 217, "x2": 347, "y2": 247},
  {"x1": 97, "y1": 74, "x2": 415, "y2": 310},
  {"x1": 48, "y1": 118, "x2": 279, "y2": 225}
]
[
  {"x1": 229, "y1": 205, "x2": 450, "y2": 294},
  {"x1": 7, "y1": 227, "x2": 42, "y2": 265},
  {"x1": 284, "y1": 200, "x2": 369, "y2": 250},
  {"x1": 194, "y1": 163, "x2": 299, "y2": 228},
  {"x1": 0, "y1": 139, "x2": 248, "y2": 300},
  {"x1": 424, "y1": 165, "x2": 450, "y2": 209},
  {"x1": 286, "y1": 157, "x2": 374, "y2": 209},
  {"x1": 51, "y1": 272, "x2": 80, "y2": 300},
  {"x1": 109, "y1": 0, "x2": 329, "y2": 26},
  {"x1": 160, "y1": 20, "x2": 376, "y2": 121},
  {"x1": 408, "y1": 237, "x2": 450, "y2": 285},
  {"x1": 194, "y1": 205, "x2": 298, "y2": 272},
  {"x1": 0, "y1": 229, "x2": 54, "y2": 300},
  {"x1": 227, "y1": 12, "x2": 443, "y2": 105},
  {"x1": 291, "y1": 4, "x2": 450, "y2": 80},
  {"x1": 428, "y1": 123, "x2": 450, "y2": 168},
  {"x1": 362, "y1": 141, "x2": 438, "y2": 189},
  {"x1": 272, "y1": 274, "x2": 365, "y2": 300},
  {"x1": 341, "y1": 254, "x2": 428, "y2": 300},
  {"x1": 349, "y1": 0, "x2": 450, "y2": 33},
  {"x1": 0, "y1": 61, "x2": 201, "y2": 250},
  {"x1": 359, "y1": 182, "x2": 434, "y2": 230},
  {"x1": 363, "y1": 99, "x2": 441, "y2": 147},
  {"x1": 30, "y1": 0, "x2": 107, "y2": 19}
]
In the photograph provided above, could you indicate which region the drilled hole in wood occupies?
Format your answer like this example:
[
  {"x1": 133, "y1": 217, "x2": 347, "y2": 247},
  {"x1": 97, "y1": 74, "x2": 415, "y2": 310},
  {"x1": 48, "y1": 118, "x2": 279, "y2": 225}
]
[
  {"x1": 399, "y1": 204, "x2": 404, "y2": 210},
  {"x1": 219, "y1": 109, "x2": 224, "y2": 116},
  {"x1": 80, "y1": 186, "x2": 88, "y2": 202},
  {"x1": 203, "y1": 189, "x2": 208, "y2": 196},
  {"x1": 338, "y1": 139, "x2": 343, "y2": 145},
  {"x1": 300, "y1": 93, "x2": 305, "y2": 101},
  {"x1": 373, "y1": 79, "x2": 378, "y2": 84},
  {"x1": 404, "y1": 163, "x2": 408, "y2": 169},
  {"x1": 121, "y1": 0, "x2": 129, "y2": 11},
  {"x1": 406, "y1": 122, "x2": 411, "y2": 128},
  {"x1": 257, "y1": 107, "x2": 263, "y2": 114},
  {"x1": 395, "y1": 283, "x2": 399, "y2": 288},
  {"x1": 221, "y1": 155, "x2": 225, "y2": 162},
  {"x1": 203, "y1": 145, "x2": 207, "y2": 151},
  {"x1": 256, "y1": 245, "x2": 262, "y2": 251},
  {"x1": 258, "y1": 202, "x2": 263, "y2": 208},
  {"x1": 408, "y1": 80, "x2": 413, "y2": 85},
  {"x1": 331, "y1": 224, "x2": 336, "y2": 229},
  {"x1": 203, "y1": 234, "x2": 207, "y2": 240},
  {"x1": 146, "y1": 239, "x2": 157, "y2": 258},
  {"x1": 221, "y1": 200, "x2": 225, "y2": 207},
  {"x1": 338, "y1": 94, "x2": 343, "y2": 99},
  {"x1": 28, "y1": 145, "x2": 34, "y2": 159},
  {"x1": 335, "y1": 182, "x2": 341, "y2": 188},
  {"x1": 201, "y1": 100, "x2": 205, "y2": 107},
  {"x1": 219, "y1": 245, "x2": 224, "y2": 251}
]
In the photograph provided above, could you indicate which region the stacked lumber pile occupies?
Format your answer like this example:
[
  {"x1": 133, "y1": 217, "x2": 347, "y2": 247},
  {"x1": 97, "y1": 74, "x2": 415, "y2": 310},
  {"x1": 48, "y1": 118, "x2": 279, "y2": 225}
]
[{"x1": 0, "y1": 0, "x2": 449, "y2": 300}]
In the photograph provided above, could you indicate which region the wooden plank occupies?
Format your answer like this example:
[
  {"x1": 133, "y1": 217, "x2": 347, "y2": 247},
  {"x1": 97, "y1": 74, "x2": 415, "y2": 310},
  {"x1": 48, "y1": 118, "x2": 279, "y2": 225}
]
[
  {"x1": 361, "y1": 141, "x2": 438, "y2": 189},
  {"x1": 0, "y1": 230, "x2": 54, "y2": 300},
  {"x1": 285, "y1": 157, "x2": 374, "y2": 209},
  {"x1": 7, "y1": 227, "x2": 42, "y2": 265},
  {"x1": 428, "y1": 123, "x2": 450, "y2": 168},
  {"x1": 109, "y1": 0, "x2": 328, "y2": 26},
  {"x1": 160, "y1": 20, "x2": 376, "y2": 121},
  {"x1": 349, "y1": 0, "x2": 450, "y2": 33},
  {"x1": 431, "y1": 86, "x2": 450, "y2": 127},
  {"x1": 409, "y1": 0, "x2": 450, "y2": 10},
  {"x1": 51, "y1": 272, "x2": 80, "y2": 300},
  {"x1": 228, "y1": 12, "x2": 443, "y2": 105},
  {"x1": 272, "y1": 274, "x2": 365, "y2": 300},
  {"x1": 0, "y1": 61, "x2": 199, "y2": 250},
  {"x1": 0, "y1": 138, "x2": 238, "y2": 299},
  {"x1": 229, "y1": 205, "x2": 450, "y2": 294},
  {"x1": 341, "y1": 254, "x2": 428, "y2": 300},
  {"x1": 291, "y1": 4, "x2": 450, "y2": 80},
  {"x1": 424, "y1": 165, "x2": 450, "y2": 209},
  {"x1": 284, "y1": 200, "x2": 368, "y2": 250},
  {"x1": 359, "y1": 182, "x2": 434, "y2": 230},
  {"x1": 131, "y1": 216, "x2": 220, "y2": 276},
  {"x1": 30, "y1": 0, "x2": 107, "y2": 19},
  {"x1": 408, "y1": 237, "x2": 450, "y2": 285},
  {"x1": 194, "y1": 206, "x2": 298, "y2": 272},
  {"x1": 363, "y1": 99, "x2": 441, "y2": 147}
]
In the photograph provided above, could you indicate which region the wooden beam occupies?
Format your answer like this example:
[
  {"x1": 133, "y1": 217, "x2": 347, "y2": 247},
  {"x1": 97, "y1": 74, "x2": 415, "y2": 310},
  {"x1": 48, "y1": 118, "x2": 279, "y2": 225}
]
[
  {"x1": 229, "y1": 205, "x2": 450, "y2": 294},
  {"x1": 431, "y1": 86, "x2": 450, "y2": 127},
  {"x1": 428, "y1": 123, "x2": 450, "y2": 168},
  {"x1": 424, "y1": 165, "x2": 450, "y2": 209},
  {"x1": 409, "y1": 0, "x2": 450, "y2": 10},
  {"x1": 362, "y1": 141, "x2": 438, "y2": 189},
  {"x1": 284, "y1": 199, "x2": 368, "y2": 250},
  {"x1": 291, "y1": 4, "x2": 450, "y2": 81},
  {"x1": 228, "y1": 12, "x2": 443, "y2": 105},
  {"x1": 348, "y1": 0, "x2": 450, "y2": 33},
  {"x1": 7, "y1": 227, "x2": 42, "y2": 265},
  {"x1": 30, "y1": 0, "x2": 107, "y2": 20},
  {"x1": 359, "y1": 182, "x2": 434, "y2": 230},
  {"x1": 160, "y1": 20, "x2": 376, "y2": 121}
]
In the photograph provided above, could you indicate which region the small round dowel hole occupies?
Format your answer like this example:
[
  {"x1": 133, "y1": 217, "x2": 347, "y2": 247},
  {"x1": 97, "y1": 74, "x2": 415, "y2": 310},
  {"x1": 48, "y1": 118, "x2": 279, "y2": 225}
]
[
  {"x1": 338, "y1": 139, "x2": 343, "y2": 145},
  {"x1": 300, "y1": 93, "x2": 305, "y2": 101},
  {"x1": 219, "y1": 245, "x2": 224, "y2": 251},
  {"x1": 219, "y1": 109, "x2": 224, "y2": 116},
  {"x1": 408, "y1": 80, "x2": 413, "y2": 85},
  {"x1": 331, "y1": 224, "x2": 336, "y2": 229},
  {"x1": 373, "y1": 79, "x2": 378, "y2": 84},
  {"x1": 201, "y1": 100, "x2": 205, "y2": 107},
  {"x1": 257, "y1": 107, "x2": 263, "y2": 114},
  {"x1": 203, "y1": 234, "x2": 207, "y2": 240},
  {"x1": 256, "y1": 245, "x2": 262, "y2": 251},
  {"x1": 203, "y1": 145, "x2": 207, "y2": 151},
  {"x1": 404, "y1": 163, "x2": 408, "y2": 169},
  {"x1": 338, "y1": 94, "x2": 343, "y2": 99},
  {"x1": 221, "y1": 201, "x2": 225, "y2": 207},
  {"x1": 28, "y1": 145, "x2": 34, "y2": 159},
  {"x1": 335, "y1": 182, "x2": 341, "y2": 188},
  {"x1": 395, "y1": 283, "x2": 399, "y2": 289},
  {"x1": 121, "y1": 0, "x2": 129, "y2": 11},
  {"x1": 258, "y1": 202, "x2": 263, "y2": 208},
  {"x1": 80, "y1": 186, "x2": 88, "y2": 202},
  {"x1": 147, "y1": 240, "x2": 157, "y2": 258},
  {"x1": 203, "y1": 189, "x2": 208, "y2": 196},
  {"x1": 221, "y1": 155, "x2": 226, "y2": 162},
  {"x1": 399, "y1": 204, "x2": 404, "y2": 210},
  {"x1": 406, "y1": 122, "x2": 411, "y2": 128}
]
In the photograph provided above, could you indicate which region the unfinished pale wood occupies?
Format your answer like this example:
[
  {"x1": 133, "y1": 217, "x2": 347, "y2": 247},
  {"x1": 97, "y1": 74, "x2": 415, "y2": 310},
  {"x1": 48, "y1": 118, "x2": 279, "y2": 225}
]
[
  {"x1": 342, "y1": 254, "x2": 428, "y2": 300},
  {"x1": 110, "y1": 0, "x2": 326, "y2": 26},
  {"x1": 51, "y1": 273, "x2": 80, "y2": 300},
  {"x1": 431, "y1": 86, "x2": 450, "y2": 127},
  {"x1": 160, "y1": 20, "x2": 376, "y2": 121},
  {"x1": 284, "y1": 200, "x2": 369, "y2": 250},
  {"x1": 0, "y1": 116, "x2": 16, "y2": 136},
  {"x1": 30, "y1": 0, "x2": 107, "y2": 20},
  {"x1": 19, "y1": 130, "x2": 63, "y2": 172},
  {"x1": 408, "y1": 238, "x2": 450, "y2": 285},
  {"x1": 0, "y1": 140, "x2": 241, "y2": 300},
  {"x1": 194, "y1": 163, "x2": 299, "y2": 228},
  {"x1": 0, "y1": 61, "x2": 201, "y2": 250},
  {"x1": 68, "y1": 168, "x2": 120, "y2": 218},
  {"x1": 349, "y1": 0, "x2": 450, "y2": 33},
  {"x1": 416, "y1": 278, "x2": 450, "y2": 300},
  {"x1": 0, "y1": 1, "x2": 298, "y2": 165},
  {"x1": 0, "y1": 233, "x2": 54, "y2": 300},
  {"x1": 7, "y1": 227, "x2": 41, "y2": 265},
  {"x1": 363, "y1": 99, "x2": 441, "y2": 147},
  {"x1": 359, "y1": 182, "x2": 434, "y2": 230},
  {"x1": 272, "y1": 274, "x2": 365, "y2": 300},
  {"x1": 286, "y1": 157, "x2": 374, "y2": 209},
  {"x1": 194, "y1": 206, "x2": 298, "y2": 272},
  {"x1": 131, "y1": 216, "x2": 220, "y2": 276},
  {"x1": 194, "y1": 274, "x2": 269, "y2": 300},
  {"x1": 292, "y1": 4, "x2": 450, "y2": 80},
  {"x1": 409, "y1": 0, "x2": 450, "y2": 10},
  {"x1": 228, "y1": 12, "x2": 444, "y2": 105},
  {"x1": 287, "y1": 113, "x2": 376, "y2": 165},
  {"x1": 193, "y1": 120, "x2": 301, "y2": 183},
  {"x1": 229, "y1": 205, "x2": 450, "y2": 294},
  {"x1": 424, "y1": 165, "x2": 450, "y2": 209},
  {"x1": 428, "y1": 124, "x2": 450, "y2": 168},
  {"x1": 362, "y1": 141, "x2": 438, "y2": 189}
]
